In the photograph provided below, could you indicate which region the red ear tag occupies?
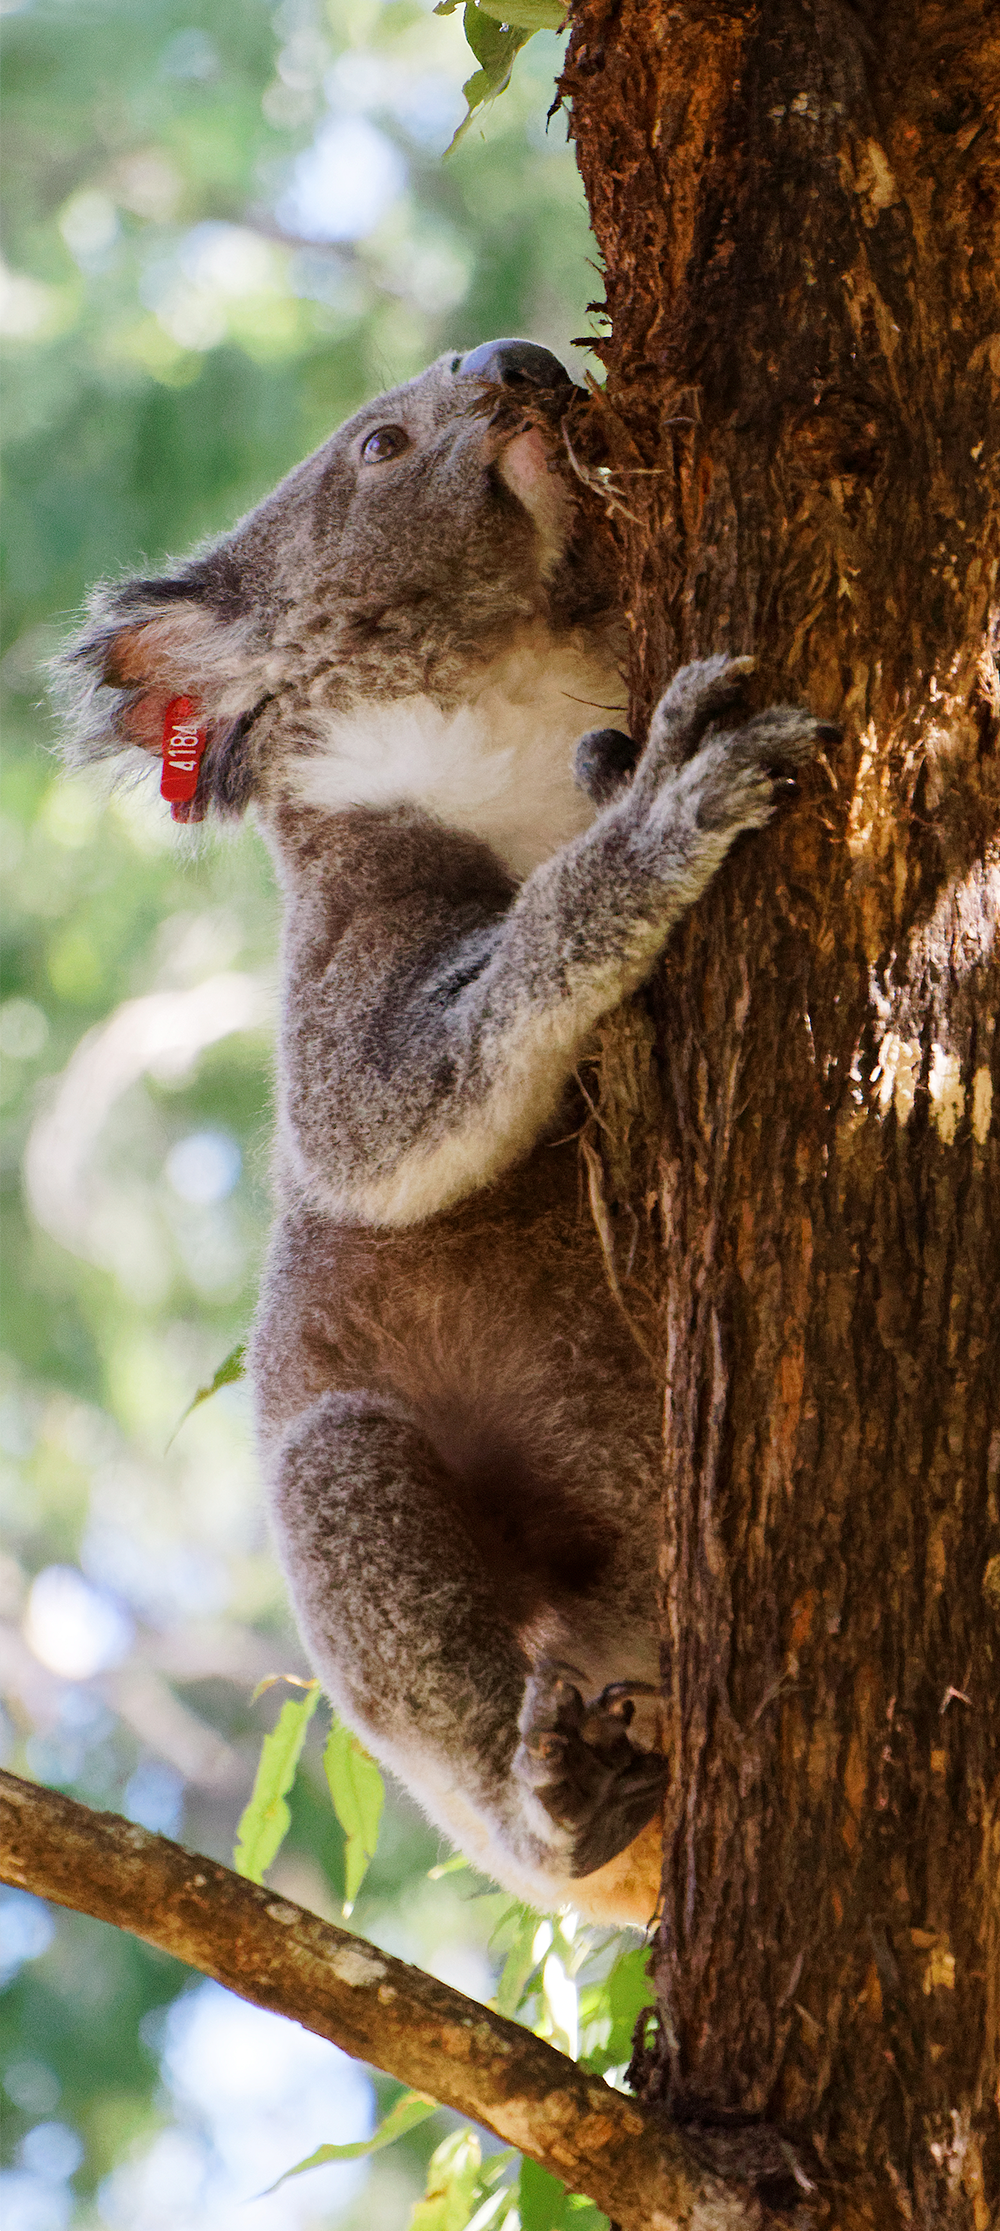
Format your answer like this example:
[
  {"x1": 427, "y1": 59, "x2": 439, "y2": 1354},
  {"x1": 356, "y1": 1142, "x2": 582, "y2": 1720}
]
[{"x1": 161, "y1": 696, "x2": 207, "y2": 817}]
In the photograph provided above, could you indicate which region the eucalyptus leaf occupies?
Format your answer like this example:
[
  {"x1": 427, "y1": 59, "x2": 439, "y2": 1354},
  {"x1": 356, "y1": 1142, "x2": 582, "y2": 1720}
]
[
  {"x1": 578, "y1": 1944, "x2": 657, "y2": 2076},
  {"x1": 518, "y1": 2157, "x2": 609, "y2": 2230},
  {"x1": 261, "y1": 2089, "x2": 439, "y2": 2193},
  {"x1": 605, "y1": 1944, "x2": 657, "y2": 2056},
  {"x1": 249, "y1": 1671, "x2": 318, "y2": 1705},
  {"x1": 477, "y1": 0, "x2": 565, "y2": 27},
  {"x1": 478, "y1": 2150, "x2": 520, "y2": 2188},
  {"x1": 232, "y1": 1683, "x2": 320, "y2": 1883},
  {"x1": 165, "y1": 1341, "x2": 246, "y2": 1450},
  {"x1": 411, "y1": 2129, "x2": 485, "y2": 2229},
  {"x1": 462, "y1": 0, "x2": 527, "y2": 71},
  {"x1": 323, "y1": 1716, "x2": 385, "y2": 1911},
  {"x1": 436, "y1": 0, "x2": 564, "y2": 28},
  {"x1": 464, "y1": 2185, "x2": 516, "y2": 2230},
  {"x1": 493, "y1": 1902, "x2": 544, "y2": 2017},
  {"x1": 444, "y1": 4, "x2": 534, "y2": 153},
  {"x1": 427, "y1": 1851, "x2": 470, "y2": 1878}
]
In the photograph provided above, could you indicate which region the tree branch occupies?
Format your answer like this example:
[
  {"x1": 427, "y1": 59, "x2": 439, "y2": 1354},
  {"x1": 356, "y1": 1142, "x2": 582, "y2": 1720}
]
[{"x1": 0, "y1": 1770, "x2": 776, "y2": 2230}]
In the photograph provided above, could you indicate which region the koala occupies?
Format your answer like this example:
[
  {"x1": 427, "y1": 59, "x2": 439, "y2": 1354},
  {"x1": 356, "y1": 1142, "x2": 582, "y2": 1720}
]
[{"x1": 60, "y1": 339, "x2": 826, "y2": 1925}]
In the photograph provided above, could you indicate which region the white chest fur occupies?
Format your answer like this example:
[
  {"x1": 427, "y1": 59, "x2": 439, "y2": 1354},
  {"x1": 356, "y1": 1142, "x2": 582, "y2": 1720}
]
[{"x1": 285, "y1": 628, "x2": 626, "y2": 877}]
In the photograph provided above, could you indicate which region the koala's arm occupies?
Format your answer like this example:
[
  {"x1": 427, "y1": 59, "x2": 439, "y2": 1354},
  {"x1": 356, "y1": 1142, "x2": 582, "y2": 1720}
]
[{"x1": 280, "y1": 659, "x2": 826, "y2": 1226}]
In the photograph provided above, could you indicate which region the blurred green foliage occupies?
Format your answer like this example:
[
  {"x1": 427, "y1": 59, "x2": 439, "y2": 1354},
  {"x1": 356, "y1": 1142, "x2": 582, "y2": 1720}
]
[{"x1": 0, "y1": 4, "x2": 639, "y2": 2226}]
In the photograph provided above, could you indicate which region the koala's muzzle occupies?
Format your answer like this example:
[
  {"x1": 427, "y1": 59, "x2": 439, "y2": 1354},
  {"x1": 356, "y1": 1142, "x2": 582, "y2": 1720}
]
[{"x1": 457, "y1": 339, "x2": 571, "y2": 390}]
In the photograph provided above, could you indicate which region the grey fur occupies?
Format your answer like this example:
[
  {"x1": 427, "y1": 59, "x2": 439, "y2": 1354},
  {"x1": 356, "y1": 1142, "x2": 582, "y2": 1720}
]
[{"x1": 58, "y1": 349, "x2": 827, "y2": 1921}]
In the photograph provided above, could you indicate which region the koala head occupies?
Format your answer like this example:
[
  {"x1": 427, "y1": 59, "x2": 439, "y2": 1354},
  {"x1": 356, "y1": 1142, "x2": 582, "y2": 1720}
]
[{"x1": 56, "y1": 341, "x2": 622, "y2": 828}]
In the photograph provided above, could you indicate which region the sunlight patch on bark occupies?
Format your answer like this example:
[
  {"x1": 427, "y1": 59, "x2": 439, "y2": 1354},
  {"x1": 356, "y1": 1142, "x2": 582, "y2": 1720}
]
[
  {"x1": 870, "y1": 1031, "x2": 921, "y2": 1123},
  {"x1": 971, "y1": 1066, "x2": 993, "y2": 1145},
  {"x1": 928, "y1": 1044, "x2": 965, "y2": 1144}
]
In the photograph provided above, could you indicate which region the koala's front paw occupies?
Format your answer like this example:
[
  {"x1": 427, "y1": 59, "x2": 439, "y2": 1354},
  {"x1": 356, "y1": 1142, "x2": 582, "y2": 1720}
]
[
  {"x1": 643, "y1": 654, "x2": 758, "y2": 777},
  {"x1": 633, "y1": 655, "x2": 838, "y2": 845},
  {"x1": 515, "y1": 1664, "x2": 668, "y2": 1878},
  {"x1": 682, "y1": 703, "x2": 832, "y2": 837}
]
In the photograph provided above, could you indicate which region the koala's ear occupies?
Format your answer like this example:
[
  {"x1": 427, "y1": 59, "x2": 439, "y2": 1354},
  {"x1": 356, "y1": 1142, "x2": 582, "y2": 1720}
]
[{"x1": 55, "y1": 547, "x2": 270, "y2": 822}]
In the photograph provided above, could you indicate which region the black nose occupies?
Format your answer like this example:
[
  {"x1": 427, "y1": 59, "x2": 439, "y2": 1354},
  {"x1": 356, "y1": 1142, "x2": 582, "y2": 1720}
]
[{"x1": 456, "y1": 338, "x2": 570, "y2": 389}]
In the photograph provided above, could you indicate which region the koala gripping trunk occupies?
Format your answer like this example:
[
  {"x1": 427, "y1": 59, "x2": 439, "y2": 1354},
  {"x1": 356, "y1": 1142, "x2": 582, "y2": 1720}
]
[{"x1": 563, "y1": 4, "x2": 1000, "y2": 2227}]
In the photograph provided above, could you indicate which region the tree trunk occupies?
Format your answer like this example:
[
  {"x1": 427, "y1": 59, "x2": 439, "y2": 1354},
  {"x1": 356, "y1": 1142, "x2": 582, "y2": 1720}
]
[{"x1": 562, "y1": 3, "x2": 999, "y2": 2224}]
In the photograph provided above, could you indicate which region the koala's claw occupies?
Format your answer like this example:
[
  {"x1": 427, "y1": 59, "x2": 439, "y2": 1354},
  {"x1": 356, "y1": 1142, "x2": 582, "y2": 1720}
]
[{"x1": 515, "y1": 1665, "x2": 668, "y2": 1878}]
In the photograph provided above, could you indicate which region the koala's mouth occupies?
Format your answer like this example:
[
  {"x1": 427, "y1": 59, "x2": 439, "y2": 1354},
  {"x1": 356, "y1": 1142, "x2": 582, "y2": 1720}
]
[
  {"x1": 466, "y1": 389, "x2": 577, "y2": 580},
  {"x1": 494, "y1": 423, "x2": 573, "y2": 578}
]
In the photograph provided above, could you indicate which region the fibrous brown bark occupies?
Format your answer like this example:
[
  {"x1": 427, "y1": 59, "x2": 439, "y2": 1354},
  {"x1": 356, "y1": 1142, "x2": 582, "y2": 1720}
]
[{"x1": 563, "y1": 3, "x2": 999, "y2": 2225}]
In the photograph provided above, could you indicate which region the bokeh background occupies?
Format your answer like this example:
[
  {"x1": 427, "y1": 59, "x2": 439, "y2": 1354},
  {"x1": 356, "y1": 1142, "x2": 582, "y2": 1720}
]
[{"x1": 0, "y1": 2, "x2": 622, "y2": 2225}]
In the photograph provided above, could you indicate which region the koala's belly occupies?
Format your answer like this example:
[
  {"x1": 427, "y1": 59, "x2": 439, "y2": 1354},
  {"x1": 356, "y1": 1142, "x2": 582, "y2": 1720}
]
[{"x1": 253, "y1": 1137, "x2": 661, "y2": 1583}]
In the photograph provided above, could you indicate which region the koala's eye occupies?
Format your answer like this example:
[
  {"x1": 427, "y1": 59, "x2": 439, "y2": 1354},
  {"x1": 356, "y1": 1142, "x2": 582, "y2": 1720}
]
[{"x1": 360, "y1": 425, "x2": 410, "y2": 465}]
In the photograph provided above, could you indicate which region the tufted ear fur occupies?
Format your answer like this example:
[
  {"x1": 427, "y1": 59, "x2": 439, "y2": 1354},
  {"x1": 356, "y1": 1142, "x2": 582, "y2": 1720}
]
[{"x1": 54, "y1": 544, "x2": 276, "y2": 822}]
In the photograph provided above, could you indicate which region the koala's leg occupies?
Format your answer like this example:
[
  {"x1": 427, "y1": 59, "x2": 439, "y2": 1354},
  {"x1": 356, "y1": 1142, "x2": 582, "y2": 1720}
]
[{"x1": 268, "y1": 1391, "x2": 666, "y2": 1893}]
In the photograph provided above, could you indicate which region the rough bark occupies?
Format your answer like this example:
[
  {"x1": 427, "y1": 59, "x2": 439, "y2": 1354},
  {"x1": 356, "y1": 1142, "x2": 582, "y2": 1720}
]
[
  {"x1": 0, "y1": 1770, "x2": 789, "y2": 2231},
  {"x1": 562, "y1": 3, "x2": 999, "y2": 2226}
]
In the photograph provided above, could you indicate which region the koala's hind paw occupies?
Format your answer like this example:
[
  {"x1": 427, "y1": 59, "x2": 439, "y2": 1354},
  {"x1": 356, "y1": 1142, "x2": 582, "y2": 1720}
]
[{"x1": 515, "y1": 1665, "x2": 668, "y2": 1878}]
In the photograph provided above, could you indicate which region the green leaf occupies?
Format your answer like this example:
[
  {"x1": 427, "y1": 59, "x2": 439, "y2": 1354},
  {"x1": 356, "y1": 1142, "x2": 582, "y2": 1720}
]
[
  {"x1": 493, "y1": 1903, "x2": 546, "y2": 2017},
  {"x1": 477, "y1": 0, "x2": 565, "y2": 27},
  {"x1": 518, "y1": 2157, "x2": 609, "y2": 2231},
  {"x1": 427, "y1": 1851, "x2": 470, "y2": 1879},
  {"x1": 323, "y1": 1717, "x2": 385, "y2": 1913},
  {"x1": 249, "y1": 1671, "x2": 320, "y2": 1705},
  {"x1": 605, "y1": 1945, "x2": 657, "y2": 2055},
  {"x1": 436, "y1": 0, "x2": 564, "y2": 27},
  {"x1": 578, "y1": 1945, "x2": 657, "y2": 2077},
  {"x1": 166, "y1": 1341, "x2": 246, "y2": 1451},
  {"x1": 410, "y1": 2129, "x2": 484, "y2": 2229},
  {"x1": 462, "y1": 1, "x2": 528, "y2": 71},
  {"x1": 263, "y1": 2090, "x2": 439, "y2": 2193},
  {"x1": 233, "y1": 1683, "x2": 321, "y2": 1883},
  {"x1": 464, "y1": 2185, "x2": 517, "y2": 2230},
  {"x1": 444, "y1": 4, "x2": 534, "y2": 153},
  {"x1": 476, "y1": 2150, "x2": 519, "y2": 2190}
]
